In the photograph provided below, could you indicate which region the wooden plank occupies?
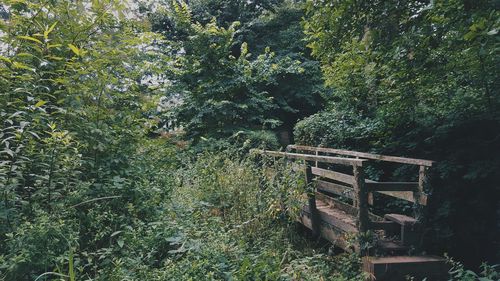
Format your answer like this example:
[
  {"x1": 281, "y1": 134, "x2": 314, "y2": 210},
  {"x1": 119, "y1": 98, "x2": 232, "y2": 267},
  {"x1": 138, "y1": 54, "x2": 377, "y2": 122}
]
[
  {"x1": 384, "y1": 214, "x2": 419, "y2": 226},
  {"x1": 384, "y1": 214, "x2": 423, "y2": 247},
  {"x1": 316, "y1": 192, "x2": 381, "y2": 222},
  {"x1": 316, "y1": 193, "x2": 356, "y2": 216},
  {"x1": 253, "y1": 149, "x2": 365, "y2": 166},
  {"x1": 316, "y1": 180, "x2": 354, "y2": 199},
  {"x1": 303, "y1": 205, "x2": 358, "y2": 233},
  {"x1": 363, "y1": 256, "x2": 448, "y2": 281},
  {"x1": 376, "y1": 190, "x2": 428, "y2": 205},
  {"x1": 299, "y1": 213, "x2": 357, "y2": 253},
  {"x1": 311, "y1": 167, "x2": 354, "y2": 185},
  {"x1": 287, "y1": 145, "x2": 434, "y2": 167},
  {"x1": 366, "y1": 182, "x2": 418, "y2": 192}
]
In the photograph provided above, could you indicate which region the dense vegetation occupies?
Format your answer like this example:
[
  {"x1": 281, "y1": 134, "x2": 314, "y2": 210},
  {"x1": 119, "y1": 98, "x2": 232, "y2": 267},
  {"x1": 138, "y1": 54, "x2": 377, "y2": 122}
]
[
  {"x1": 0, "y1": 0, "x2": 498, "y2": 280},
  {"x1": 298, "y1": 0, "x2": 499, "y2": 268}
]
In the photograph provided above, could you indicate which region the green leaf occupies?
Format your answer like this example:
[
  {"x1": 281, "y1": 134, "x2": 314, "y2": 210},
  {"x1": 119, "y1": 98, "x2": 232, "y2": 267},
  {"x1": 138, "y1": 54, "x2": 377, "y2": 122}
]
[
  {"x1": 68, "y1": 249, "x2": 75, "y2": 281},
  {"x1": 68, "y1": 44, "x2": 80, "y2": 56},
  {"x1": 47, "y1": 44, "x2": 62, "y2": 49},
  {"x1": 0, "y1": 55, "x2": 11, "y2": 64},
  {"x1": 47, "y1": 56, "x2": 64, "y2": 61},
  {"x1": 12, "y1": 61, "x2": 33, "y2": 71},
  {"x1": 17, "y1": 35, "x2": 43, "y2": 44},
  {"x1": 117, "y1": 238, "x2": 124, "y2": 248},
  {"x1": 35, "y1": 100, "x2": 47, "y2": 107},
  {"x1": 44, "y1": 21, "x2": 58, "y2": 39}
]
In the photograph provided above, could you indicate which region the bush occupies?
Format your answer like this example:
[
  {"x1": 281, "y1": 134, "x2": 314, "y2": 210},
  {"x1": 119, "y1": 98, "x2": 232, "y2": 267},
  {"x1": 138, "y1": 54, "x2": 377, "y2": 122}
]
[{"x1": 294, "y1": 109, "x2": 381, "y2": 149}]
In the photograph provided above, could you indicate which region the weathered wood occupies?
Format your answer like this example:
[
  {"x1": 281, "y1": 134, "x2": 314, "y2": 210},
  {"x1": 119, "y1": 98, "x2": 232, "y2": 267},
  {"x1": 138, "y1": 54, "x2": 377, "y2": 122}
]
[
  {"x1": 382, "y1": 215, "x2": 420, "y2": 240},
  {"x1": 366, "y1": 182, "x2": 418, "y2": 191},
  {"x1": 254, "y1": 149, "x2": 365, "y2": 166},
  {"x1": 303, "y1": 204, "x2": 358, "y2": 233},
  {"x1": 262, "y1": 145, "x2": 435, "y2": 259},
  {"x1": 376, "y1": 190, "x2": 428, "y2": 205},
  {"x1": 376, "y1": 239, "x2": 409, "y2": 255},
  {"x1": 305, "y1": 163, "x2": 321, "y2": 238},
  {"x1": 316, "y1": 192, "x2": 381, "y2": 222},
  {"x1": 312, "y1": 167, "x2": 354, "y2": 185},
  {"x1": 299, "y1": 213, "x2": 357, "y2": 253},
  {"x1": 316, "y1": 192, "x2": 355, "y2": 215},
  {"x1": 315, "y1": 179, "x2": 354, "y2": 199},
  {"x1": 369, "y1": 221, "x2": 400, "y2": 233},
  {"x1": 287, "y1": 145, "x2": 434, "y2": 167},
  {"x1": 353, "y1": 165, "x2": 369, "y2": 233},
  {"x1": 367, "y1": 191, "x2": 374, "y2": 205},
  {"x1": 418, "y1": 166, "x2": 427, "y2": 194},
  {"x1": 414, "y1": 165, "x2": 428, "y2": 217},
  {"x1": 384, "y1": 214, "x2": 419, "y2": 226},
  {"x1": 363, "y1": 256, "x2": 448, "y2": 281},
  {"x1": 385, "y1": 214, "x2": 422, "y2": 247}
]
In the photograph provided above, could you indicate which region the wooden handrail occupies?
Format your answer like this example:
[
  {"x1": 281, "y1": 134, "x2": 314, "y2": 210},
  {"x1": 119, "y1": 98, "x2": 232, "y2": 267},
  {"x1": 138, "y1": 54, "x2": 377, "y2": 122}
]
[
  {"x1": 312, "y1": 167, "x2": 354, "y2": 184},
  {"x1": 365, "y1": 182, "x2": 418, "y2": 192},
  {"x1": 253, "y1": 149, "x2": 365, "y2": 166},
  {"x1": 315, "y1": 179, "x2": 354, "y2": 199},
  {"x1": 287, "y1": 145, "x2": 434, "y2": 167}
]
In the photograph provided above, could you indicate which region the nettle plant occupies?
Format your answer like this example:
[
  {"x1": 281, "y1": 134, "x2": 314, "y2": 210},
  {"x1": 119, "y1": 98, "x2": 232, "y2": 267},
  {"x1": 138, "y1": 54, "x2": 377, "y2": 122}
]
[
  {"x1": 0, "y1": 0, "x2": 163, "y2": 279},
  {"x1": 0, "y1": 0, "x2": 160, "y2": 205}
]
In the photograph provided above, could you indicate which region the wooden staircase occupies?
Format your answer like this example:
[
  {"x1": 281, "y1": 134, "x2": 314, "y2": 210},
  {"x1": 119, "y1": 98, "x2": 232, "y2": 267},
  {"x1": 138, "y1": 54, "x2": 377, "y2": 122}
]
[{"x1": 255, "y1": 145, "x2": 449, "y2": 281}]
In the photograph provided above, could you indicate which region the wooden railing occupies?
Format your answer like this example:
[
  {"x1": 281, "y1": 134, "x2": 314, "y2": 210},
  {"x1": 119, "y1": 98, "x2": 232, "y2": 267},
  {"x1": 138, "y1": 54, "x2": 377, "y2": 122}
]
[
  {"x1": 287, "y1": 145, "x2": 432, "y2": 207},
  {"x1": 254, "y1": 145, "x2": 433, "y2": 239}
]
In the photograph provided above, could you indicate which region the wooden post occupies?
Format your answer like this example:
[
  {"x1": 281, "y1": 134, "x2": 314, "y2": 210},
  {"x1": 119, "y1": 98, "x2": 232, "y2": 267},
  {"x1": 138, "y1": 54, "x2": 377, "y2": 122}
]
[
  {"x1": 353, "y1": 165, "x2": 369, "y2": 233},
  {"x1": 305, "y1": 161, "x2": 320, "y2": 238},
  {"x1": 414, "y1": 165, "x2": 427, "y2": 219}
]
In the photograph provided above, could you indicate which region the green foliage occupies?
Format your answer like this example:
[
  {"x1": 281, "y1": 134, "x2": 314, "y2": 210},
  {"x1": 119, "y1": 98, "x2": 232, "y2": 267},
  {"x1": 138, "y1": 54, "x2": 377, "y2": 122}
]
[
  {"x1": 447, "y1": 255, "x2": 499, "y2": 281},
  {"x1": 119, "y1": 152, "x2": 366, "y2": 281},
  {"x1": 0, "y1": 0, "x2": 169, "y2": 279},
  {"x1": 300, "y1": 0, "x2": 500, "y2": 268},
  {"x1": 169, "y1": 17, "x2": 302, "y2": 139},
  {"x1": 0, "y1": 2, "x2": 360, "y2": 279},
  {"x1": 240, "y1": 1, "x2": 326, "y2": 128},
  {"x1": 174, "y1": 0, "x2": 280, "y2": 30},
  {"x1": 304, "y1": 0, "x2": 499, "y2": 120},
  {"x1": 151, "y1": 0, "x2": 324, "y2": 144},
  {"x1": 1, "y1": 0, "x2": 497, "y2": 279},
  {"x1": 295, "y1": 109, "x2": 381, "y2": 148}
]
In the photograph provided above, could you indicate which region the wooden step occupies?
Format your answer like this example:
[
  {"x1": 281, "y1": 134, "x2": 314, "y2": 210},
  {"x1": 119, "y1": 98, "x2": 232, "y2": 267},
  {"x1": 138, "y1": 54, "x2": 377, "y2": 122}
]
[
  {"x1": 315, "y1": 191, "x2": 382, "y2": 221},
  {"x1": 384, "y1": 214, "x2": 422, "y2": 247},
  {"x1": 302, "y1": 200, "x2": 358, "y2": 233},
  {"x1": 299, "y1": 210, "x2": 357, "y2": 253},
  {"x1": 376, "y1": 239, "x2": 409, "y2": 255},
  {"x1": 363, "y1": 255, "x2": 448, "y2": 281},
  {"x1": 384, "y1": 214, "x2": 419, "y2": 226}
]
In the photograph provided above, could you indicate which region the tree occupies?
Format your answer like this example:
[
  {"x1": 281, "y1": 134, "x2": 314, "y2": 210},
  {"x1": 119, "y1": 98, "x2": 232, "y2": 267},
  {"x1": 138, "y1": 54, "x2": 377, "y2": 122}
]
[
  {"x1": 0, "y1": 1, "x2": 162, "y2": 278},
  {"x1": 300, "y1": 0, "x2": 500, "y2": 267},
  {"x1": 151, "y1": 0, "x2": 324, "y2": 144}
]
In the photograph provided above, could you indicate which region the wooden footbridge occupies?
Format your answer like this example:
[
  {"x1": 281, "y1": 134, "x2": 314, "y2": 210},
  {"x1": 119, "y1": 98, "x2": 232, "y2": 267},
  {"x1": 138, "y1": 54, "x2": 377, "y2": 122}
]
[{"x1": 255, "y1": 145, "x2": 448, "y2": 280}]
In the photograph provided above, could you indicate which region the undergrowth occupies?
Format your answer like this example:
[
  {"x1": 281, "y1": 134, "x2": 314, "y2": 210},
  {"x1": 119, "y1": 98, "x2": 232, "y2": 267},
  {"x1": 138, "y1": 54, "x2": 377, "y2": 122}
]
[{"x1": 0, "y1": 138, "x2": 367, "y2": 280}]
